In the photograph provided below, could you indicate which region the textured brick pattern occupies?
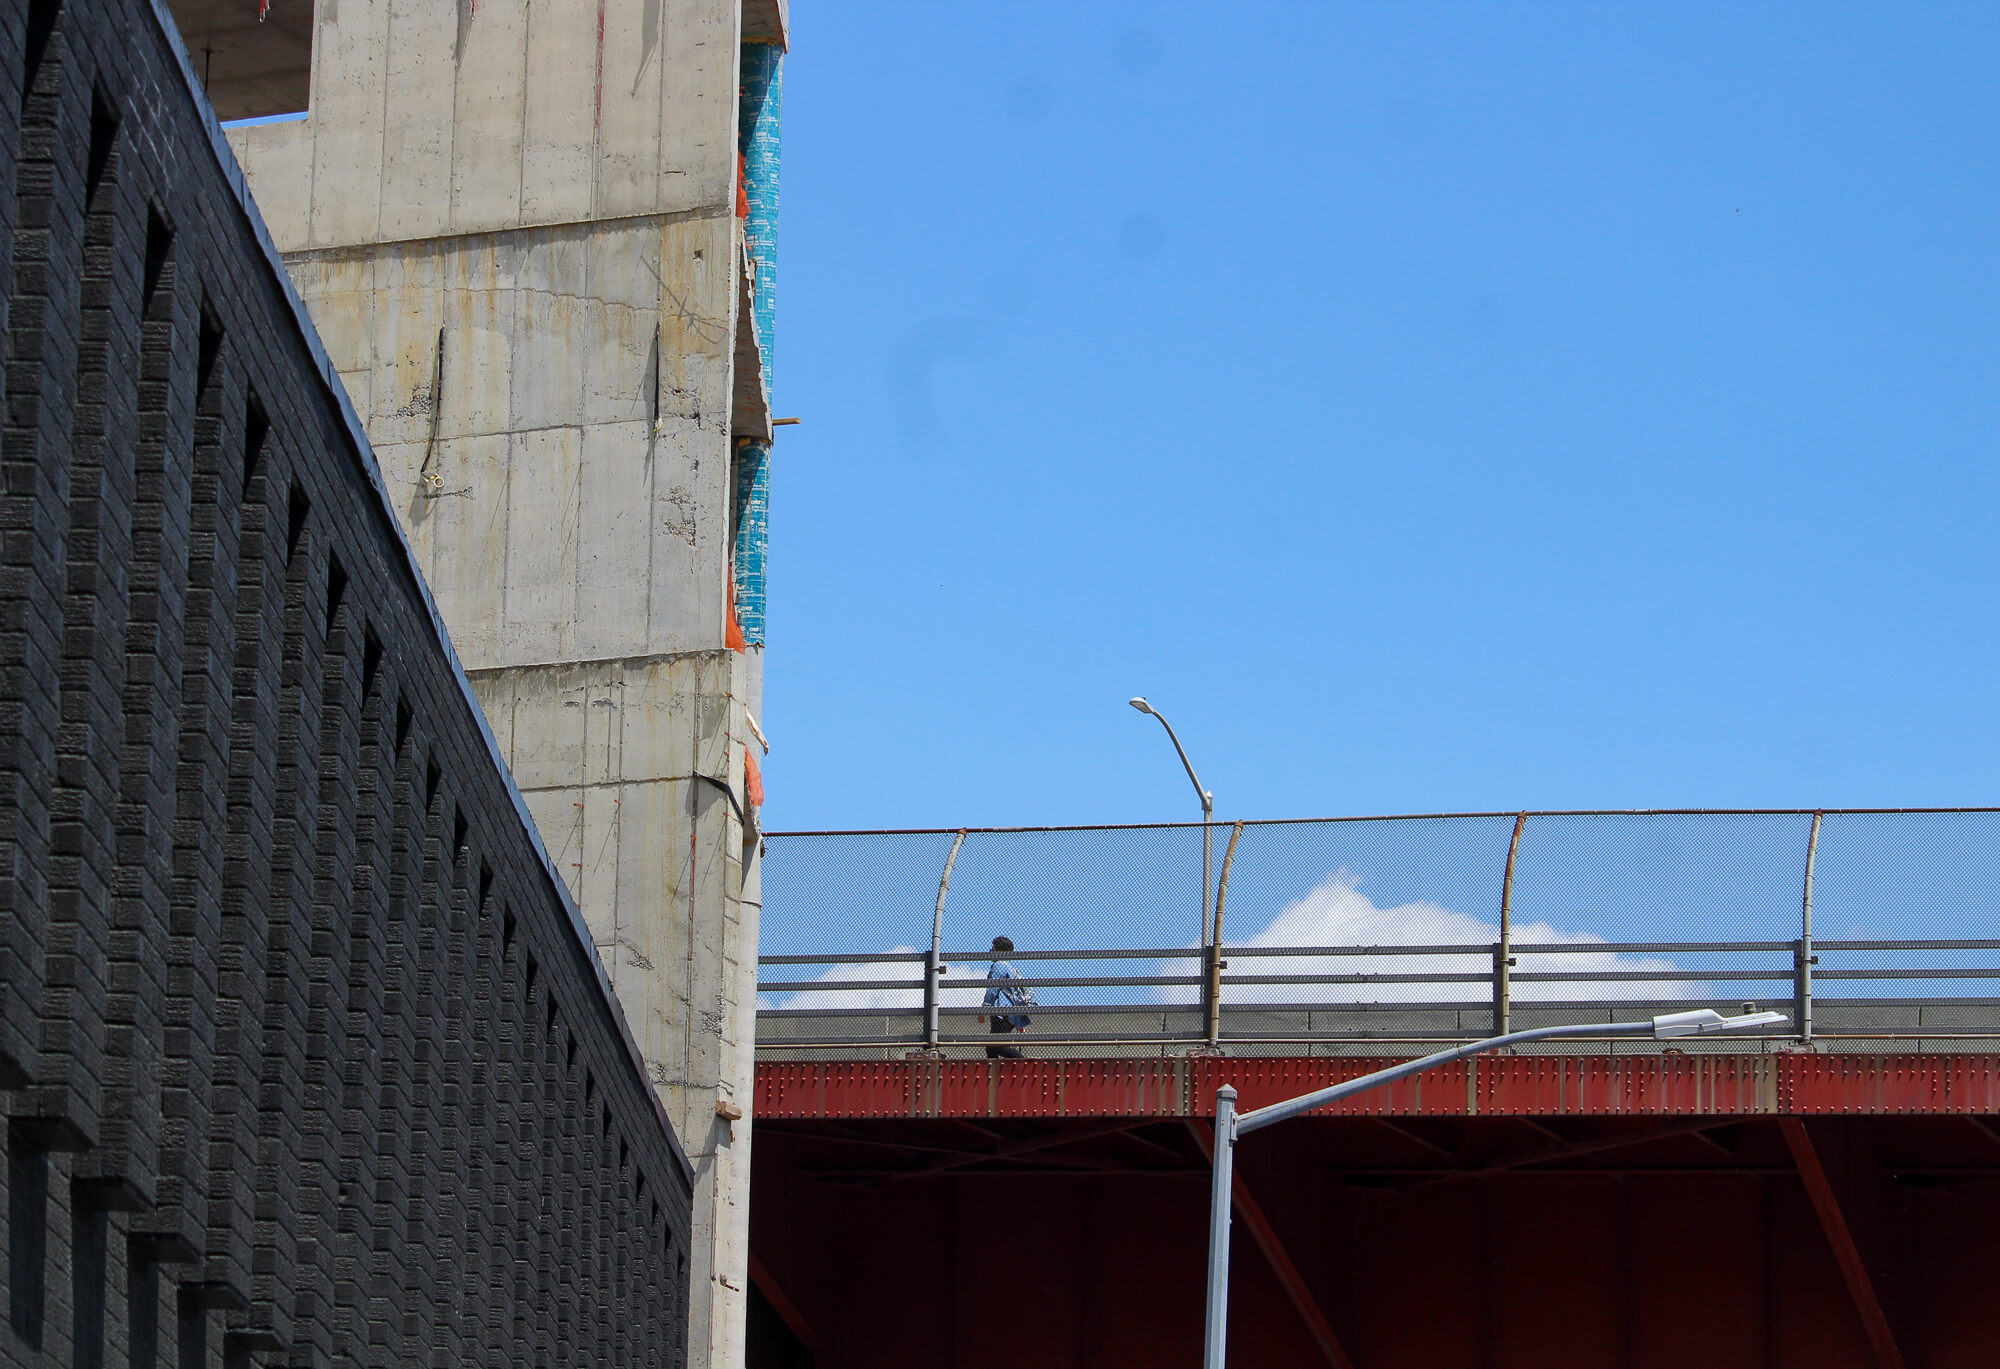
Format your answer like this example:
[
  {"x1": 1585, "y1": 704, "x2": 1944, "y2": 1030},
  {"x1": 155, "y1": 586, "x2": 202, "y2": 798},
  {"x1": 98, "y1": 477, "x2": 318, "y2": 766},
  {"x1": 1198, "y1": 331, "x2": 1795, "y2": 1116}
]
[{"x1": 0, "y1": 0, "x2": 695, "y2": 1364}]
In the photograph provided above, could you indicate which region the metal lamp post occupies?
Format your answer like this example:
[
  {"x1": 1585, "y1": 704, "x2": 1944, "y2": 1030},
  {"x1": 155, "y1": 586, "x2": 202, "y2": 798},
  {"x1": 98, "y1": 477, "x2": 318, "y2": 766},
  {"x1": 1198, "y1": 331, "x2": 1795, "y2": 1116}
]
[
  {"x1": 1200, "y1": 1007, "x2": 1789, "y2": 1369},
  {"x1": 1128, "y1": 696, "x2": 1215, "y2": 949}
]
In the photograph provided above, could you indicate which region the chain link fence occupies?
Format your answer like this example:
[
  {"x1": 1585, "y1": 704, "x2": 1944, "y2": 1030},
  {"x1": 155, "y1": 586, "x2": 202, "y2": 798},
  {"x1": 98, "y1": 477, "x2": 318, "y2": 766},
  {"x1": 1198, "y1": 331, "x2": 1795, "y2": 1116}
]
[{"x1": 755, "y1": 810, "x2": 2000, "y2": 1058}]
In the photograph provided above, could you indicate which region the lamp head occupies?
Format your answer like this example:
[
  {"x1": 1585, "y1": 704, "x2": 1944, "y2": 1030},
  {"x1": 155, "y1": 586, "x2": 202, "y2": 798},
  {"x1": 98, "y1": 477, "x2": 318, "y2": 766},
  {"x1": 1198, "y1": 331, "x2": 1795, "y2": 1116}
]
[
  {"x1": 1651, "y1": 1008, "x2": 1789, "y2": 1039},
  {"x1": 1128, "y1": 697, "x2": 1154, "y2": 715}
]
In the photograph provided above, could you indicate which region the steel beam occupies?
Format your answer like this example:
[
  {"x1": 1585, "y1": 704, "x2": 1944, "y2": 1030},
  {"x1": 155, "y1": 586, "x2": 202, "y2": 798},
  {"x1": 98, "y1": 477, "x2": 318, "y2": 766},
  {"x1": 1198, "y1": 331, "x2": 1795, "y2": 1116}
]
[
  {"x1": 1779, "y1": 1118, "x2": 1906, "y2": 1369},
  {"x1": 1186, "y1": 1121, "x2": 1356, "y2": 1369},
  {"x1": 1371, "y1": 1117, "x2": 1458, "y2": 1158},
  {"x1": 1407, "y1": 1117, "x2": 1740, "y2": 1189},
  {"x1": 1964, "y1": 1116, "x2": 2000, "y2": 1149},
  {"x1": 880, "y1": 1119, "x2": 1168, "y2": 1184},
  {"x1": 747, "y1": 1253, "x2": 820, "y2": 1356},
  {"x1": 804, "y1": 1167, "x2": 1205, "y2": 1181},
  {"x1": 757, "y1": 1055, "x2": 2000, "y2": 1121}
]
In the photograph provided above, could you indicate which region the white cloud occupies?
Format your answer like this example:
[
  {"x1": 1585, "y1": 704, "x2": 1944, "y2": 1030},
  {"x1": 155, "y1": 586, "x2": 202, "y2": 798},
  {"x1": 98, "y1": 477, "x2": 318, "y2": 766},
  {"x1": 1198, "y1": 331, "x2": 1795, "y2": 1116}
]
[
  {"x1": 761, "y1": 946, "x2": 996, "y2": 1013},
  {"x1": 1156, "y1": 869, "x2": 1687, "y2": 1004},
  {"x1": 760, "y1": 873, "x2": 1688, "y2": 1013}
]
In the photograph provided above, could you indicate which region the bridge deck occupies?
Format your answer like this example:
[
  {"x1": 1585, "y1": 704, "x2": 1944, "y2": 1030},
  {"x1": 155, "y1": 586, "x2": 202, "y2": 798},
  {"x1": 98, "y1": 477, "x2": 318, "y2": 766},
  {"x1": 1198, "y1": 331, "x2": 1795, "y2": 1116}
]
[
  {"x1": 755, "y1": 1052, "x2": 2000, "y2": 1120},
  {"x1": 749, "y1": 1055, "x2": 2000, "y2": 1368}
]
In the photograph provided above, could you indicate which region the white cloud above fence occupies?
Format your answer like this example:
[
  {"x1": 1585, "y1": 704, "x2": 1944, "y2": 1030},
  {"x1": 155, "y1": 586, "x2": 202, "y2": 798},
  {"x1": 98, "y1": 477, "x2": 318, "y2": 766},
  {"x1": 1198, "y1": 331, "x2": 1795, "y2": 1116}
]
[
  {"x1": 760, "y1": 948, "x2": 997, "y2": 1012},
  {"x1": 1177, "y1": 869, "x2": 1688, "y2": 1004},
  {"x1": 760, "y1": 869, "x2": 1689, "y2": 1013},
  {"x1": 1144, "y1": 872, "x2": 1688, "y2": 1000}
]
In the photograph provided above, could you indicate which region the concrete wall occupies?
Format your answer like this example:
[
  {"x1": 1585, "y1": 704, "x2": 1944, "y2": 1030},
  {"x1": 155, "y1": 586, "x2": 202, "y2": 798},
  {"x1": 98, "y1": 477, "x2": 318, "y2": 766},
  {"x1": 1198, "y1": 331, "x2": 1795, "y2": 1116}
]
[
  {"x1": 477, "y1": 652, "x2": 754, "y2": 1140},
  {"x1": 227, "y1": 2, "x2": 779, "y2": 1364},
  {"x1": 229, "y1": 0, "x2": 737, "y2": 250},
  {"x1": 275, "y1": 213, "x2": 738, "y2": 667}
]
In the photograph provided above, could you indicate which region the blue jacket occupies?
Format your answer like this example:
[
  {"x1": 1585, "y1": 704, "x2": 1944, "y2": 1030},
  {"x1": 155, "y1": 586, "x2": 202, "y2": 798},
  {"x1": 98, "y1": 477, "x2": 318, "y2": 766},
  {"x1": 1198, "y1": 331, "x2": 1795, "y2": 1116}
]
[{"x1": 982, "y1": 960, "x2": 1033, "y2": 1026}]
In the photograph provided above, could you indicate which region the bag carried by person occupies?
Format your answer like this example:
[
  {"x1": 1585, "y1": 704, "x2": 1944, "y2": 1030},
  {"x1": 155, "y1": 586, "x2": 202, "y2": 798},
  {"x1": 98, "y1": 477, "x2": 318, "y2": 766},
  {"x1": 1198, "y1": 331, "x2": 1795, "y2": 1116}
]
[{"x1": 1006, "y1": 981, "x2": 1037, "y2": 1030}]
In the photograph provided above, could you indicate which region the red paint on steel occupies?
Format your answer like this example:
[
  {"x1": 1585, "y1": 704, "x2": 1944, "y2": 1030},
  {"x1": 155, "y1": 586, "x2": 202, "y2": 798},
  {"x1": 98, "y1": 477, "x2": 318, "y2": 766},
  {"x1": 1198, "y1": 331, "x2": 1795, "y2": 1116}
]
[
  {"x1": 1196, "y1": 1057, "x2": 1479, "y2": 1117},
  {"x1": 750, "y1": 1110, "x2": 2000, "y2": 1369},
  {"x1": 1185, "y1": 1120, "x2": 1355, "y2": 1369},
  {"x1": 756, "y1": 1059, "x2": 1198, "y2": 1120},
  {"x1": 747, "y1": 1252, "x2": 818, "y2": 1352},
  {"x1": 1470, "y1": 1053, "x2": 1780, "y2": 1115},
  {"x1": 758, "y1": 1053, "x2": 2000, "y2": 1121},
  {"x1": 1781, "y1": 1055, "x2": 2000, "y2": 1114},
  {"x1": 1780, "y1": 1118, "x2": 1908, "y2": 1369}
]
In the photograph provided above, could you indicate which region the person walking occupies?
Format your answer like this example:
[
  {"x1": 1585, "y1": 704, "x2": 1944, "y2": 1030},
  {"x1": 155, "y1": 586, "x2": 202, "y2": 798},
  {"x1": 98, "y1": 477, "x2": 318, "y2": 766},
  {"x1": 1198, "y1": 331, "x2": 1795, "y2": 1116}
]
[{"x1": 979, "y1": 935, "x2": 1033, "y2": 1059}]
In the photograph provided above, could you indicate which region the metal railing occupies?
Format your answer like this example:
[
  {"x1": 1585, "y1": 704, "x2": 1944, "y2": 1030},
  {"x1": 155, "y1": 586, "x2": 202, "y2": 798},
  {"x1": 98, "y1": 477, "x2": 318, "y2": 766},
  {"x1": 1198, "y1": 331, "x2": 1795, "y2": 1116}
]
[{"x1": 755, "y1": 810, "x2": 2000, "y2": 1057}]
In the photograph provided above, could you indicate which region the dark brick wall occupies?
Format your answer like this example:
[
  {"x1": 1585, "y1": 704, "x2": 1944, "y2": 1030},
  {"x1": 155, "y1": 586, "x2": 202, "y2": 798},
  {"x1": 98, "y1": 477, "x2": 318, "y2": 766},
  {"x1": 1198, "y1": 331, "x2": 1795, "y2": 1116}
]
[{"x1": 0, "y1": 0, "x2": 696, "y2": 1363}]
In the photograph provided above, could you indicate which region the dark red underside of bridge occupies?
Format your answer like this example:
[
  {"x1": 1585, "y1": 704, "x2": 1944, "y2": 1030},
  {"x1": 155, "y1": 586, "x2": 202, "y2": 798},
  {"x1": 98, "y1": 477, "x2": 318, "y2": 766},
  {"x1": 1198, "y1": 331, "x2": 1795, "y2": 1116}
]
[{"x1": 746, "y1": 1057, "x2": 2000, "y2": 1369}]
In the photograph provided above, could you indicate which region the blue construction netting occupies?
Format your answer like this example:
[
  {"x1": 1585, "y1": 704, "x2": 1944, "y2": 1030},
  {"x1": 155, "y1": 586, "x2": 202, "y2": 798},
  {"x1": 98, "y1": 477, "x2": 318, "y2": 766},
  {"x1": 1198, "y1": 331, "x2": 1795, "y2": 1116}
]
[{"x1": 732, "y1": 42, "x2": 781, "y2": 647}]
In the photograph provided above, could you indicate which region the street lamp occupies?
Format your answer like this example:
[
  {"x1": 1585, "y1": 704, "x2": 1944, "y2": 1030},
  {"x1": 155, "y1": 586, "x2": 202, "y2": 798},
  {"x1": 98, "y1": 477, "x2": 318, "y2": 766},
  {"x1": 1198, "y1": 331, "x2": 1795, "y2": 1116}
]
[
  {"x1": 1128, "y1": 698, "x2": 1215, "y2": 951},
  {"x1": 1200, "y1": 1007, "x2": 1789, "y2": 1369}
]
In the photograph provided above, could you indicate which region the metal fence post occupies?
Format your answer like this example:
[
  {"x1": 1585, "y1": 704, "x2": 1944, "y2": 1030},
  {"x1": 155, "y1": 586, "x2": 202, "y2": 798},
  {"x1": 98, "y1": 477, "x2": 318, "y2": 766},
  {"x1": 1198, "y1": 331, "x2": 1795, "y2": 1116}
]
[
  {"x1": 1797, "y1": 811, "x2": 1821, "y2": 1045},
  {"x1": 1205, "y1": 822, "x2": 1246, "y2": 1051},
  {"x1": 1202, "y1": 803, "x2": 1215, "y2": 966},
  {"x1": 924, "y1": 830, "x2": 968, "y2": 1054},
  {"x1": 1494, "y1": 813, "x2": 1526, "y2": 1037}
]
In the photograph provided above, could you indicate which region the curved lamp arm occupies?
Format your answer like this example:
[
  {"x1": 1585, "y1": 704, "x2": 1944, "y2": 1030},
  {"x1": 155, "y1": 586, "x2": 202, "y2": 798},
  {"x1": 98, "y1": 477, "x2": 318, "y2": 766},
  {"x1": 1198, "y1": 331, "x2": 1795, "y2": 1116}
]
[{"x1": 1129, "y1": 697, "x2": 1213, "y2": 818}]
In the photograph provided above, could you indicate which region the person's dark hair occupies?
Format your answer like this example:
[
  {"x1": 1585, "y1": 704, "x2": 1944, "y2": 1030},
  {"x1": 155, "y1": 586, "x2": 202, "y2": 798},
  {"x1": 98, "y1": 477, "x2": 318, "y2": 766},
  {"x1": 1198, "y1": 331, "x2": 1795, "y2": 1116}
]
[{"x1": 991, "y1": 935, "x2": 1014, "y2": 953}]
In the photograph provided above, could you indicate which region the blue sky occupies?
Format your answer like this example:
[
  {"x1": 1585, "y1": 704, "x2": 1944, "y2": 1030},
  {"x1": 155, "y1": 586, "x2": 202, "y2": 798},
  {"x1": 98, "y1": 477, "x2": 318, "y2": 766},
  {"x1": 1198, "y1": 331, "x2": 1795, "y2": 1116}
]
[{"x1": 763, "y1": 3, "x2": 2000, "y2": 833}]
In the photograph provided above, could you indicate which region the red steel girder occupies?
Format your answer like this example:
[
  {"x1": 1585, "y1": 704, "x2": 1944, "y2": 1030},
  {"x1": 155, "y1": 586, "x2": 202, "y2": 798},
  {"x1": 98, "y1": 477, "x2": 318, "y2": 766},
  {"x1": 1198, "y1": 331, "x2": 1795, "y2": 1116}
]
[
  {"x1": 1781, "y1": 1054, "x2": 2000, "y2": 1114},
  {"x1": 747, "y1": 1253, "x2": 820, "y2": 1355},
  {"x1": 756, "y1": 1058, "x2": 1197, "y2": 1119},
  {"x1": 755, "y1": 1054, "x2": 2000, "y2": 1120},
  {"x1": 1186, "y1": 1120, "x2": 1355, "y2": 1369},
  {"x1": 1194, "y1": 1054, "x2": 1781, "y2": 1117},
  {"x1": 1779, "y1": 1118, "x2": 1907, "y2": 1369}
]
